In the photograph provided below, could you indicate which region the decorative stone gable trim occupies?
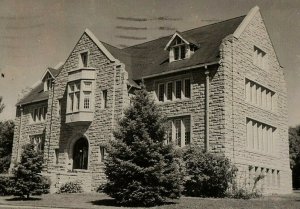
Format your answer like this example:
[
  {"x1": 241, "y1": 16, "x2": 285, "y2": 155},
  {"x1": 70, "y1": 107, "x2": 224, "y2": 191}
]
[
  {"x1": 233, "y1": 6, "x2": 259, "y2": 39},
  {"x1": 84, "y1": 28, "x2": 117, "y2": 63}
]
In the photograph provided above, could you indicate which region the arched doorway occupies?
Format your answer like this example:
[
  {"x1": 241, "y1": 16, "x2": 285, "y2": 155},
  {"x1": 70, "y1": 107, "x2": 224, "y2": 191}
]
[{"x1": 72, "y1": 137, "x2": 88, "y2": 169}]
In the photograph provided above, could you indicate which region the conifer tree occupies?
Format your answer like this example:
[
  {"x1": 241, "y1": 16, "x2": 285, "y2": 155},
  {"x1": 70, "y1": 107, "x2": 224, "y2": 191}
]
[
  {"x1": 11, "y1": 144, "x2": 49, "y2": 199},
  {"x1": 104, "y1": 85, "x2": 182, "y2": 206}
]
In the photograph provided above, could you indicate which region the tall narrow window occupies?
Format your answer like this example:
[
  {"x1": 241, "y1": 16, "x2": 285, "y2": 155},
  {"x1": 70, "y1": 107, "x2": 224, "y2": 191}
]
[
  {"x1": 102, "y1": 90, "x2": 108, "y2": 108},
  {"x1": 55, "y1": 149, "x2": 59, "y2": 164},
  {"x1": 175, "y1": 119, "x2": 181, "y2": 146},
  {"x1": 166, "y1": 82, "x2": 173, "y2": 101},
  {"x1": 58, "y1": 99, "x2": 61, "y2": 116},
  {"x1": 174, "y1": 47, "x2": 180, "y2": 60},
  {"x1": 42, "y1": 106, "x2": 47, "y2": 121},
  {"x1": 69, "y1": 94, "x2": 74, "y2": 112},
  {"x1": 83, "y1": 92, "x2": 91, "y2": 109},
  {"x1": 75, "y1": 92, "x2": 80, "y2": 111},
  {"x1": 175, "y1": 80, "x2": 182, "y2": 99},
  {"x1": 80, "y1": 52, "x2": 88, "y2": 67},
  {"x1": 33, "y1": 109, "x2": 38, "y2": 122},
  {"x1": 158, "y1": 84, "x2": 165, "y2": 102},
  {"x1": 184, "y1": 79, "x2": 191, "y2": 98},
  {"x1": 184, "y1": 118, "x2": 191, "y2": 145},
  {"x1": 166, "y1": 120, "x2": 173, "y2": 144},
  {"x1": 99, "y1": 146, "x2": 106, "y2": 162}
]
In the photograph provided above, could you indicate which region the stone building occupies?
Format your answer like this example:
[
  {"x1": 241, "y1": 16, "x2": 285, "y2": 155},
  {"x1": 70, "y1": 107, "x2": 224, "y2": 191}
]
[{"x1": 10, "y1": 6, "x2": 292, "y2": 194}]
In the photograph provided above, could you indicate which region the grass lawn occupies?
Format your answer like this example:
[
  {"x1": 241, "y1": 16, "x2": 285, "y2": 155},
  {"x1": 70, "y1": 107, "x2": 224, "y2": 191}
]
[{"x1": 1, "y1": 192, "x2": 300, "y2": 209}]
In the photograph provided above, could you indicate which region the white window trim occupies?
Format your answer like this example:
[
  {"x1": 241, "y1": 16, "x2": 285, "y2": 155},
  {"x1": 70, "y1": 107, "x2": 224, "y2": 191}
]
[
  {"x1": 157, "y1": 83, "x2": 165, "y2": 102},
  {"x1": 31, "y1": 106, "x2": 47, "y2": 124},
  {"x1": 155, "y1": 77, "x2": 192, "y2": 103},
  {"x1": 67, "y1": 80, "x2": 94, "y2": 114},
  {"x1": 166, "y1": 82, "x2": 174, "y2": 101},
  {"x1": 166, "y1": 115, "x2": 192, "y2": 147}
]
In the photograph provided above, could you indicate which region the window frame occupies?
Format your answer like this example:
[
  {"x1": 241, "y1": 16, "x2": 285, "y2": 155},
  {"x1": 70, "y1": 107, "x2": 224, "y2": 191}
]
[
  {"x1": 165, "y1": 115, "x2": 192, "y2": 147},
  {"x1": 79, "y1": 51, "x2": 89, "y2": 68},
  {"x1": 67, "y1": 80, "x2": 94, "y2": 114},
  {"x1": 31, "y1": 106, "x2": 47, "y2": 123}
]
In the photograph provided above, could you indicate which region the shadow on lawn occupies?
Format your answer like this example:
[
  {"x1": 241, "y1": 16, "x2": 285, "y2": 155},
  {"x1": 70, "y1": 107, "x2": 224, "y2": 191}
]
[
  {"x1": 90, "y1": 199, "x2": 176, "y2": 208},
  {"x1": 5, "y1": 197, "x2": 42, "y2": 201}
]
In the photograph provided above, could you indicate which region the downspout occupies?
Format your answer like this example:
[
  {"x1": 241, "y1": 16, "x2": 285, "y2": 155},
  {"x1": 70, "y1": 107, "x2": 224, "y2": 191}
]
[
  {"x1": 205, "y1": 68, "x2": 210, "y2": 152},
  {"x1": 47, "y1": 80, "x2": 55, "y2": 171},
  {"x1": 16, "y1": 105, "x2": 23, "y2": 163},
  {"x1": 231, "y1": 38, "x2": 235, "y2": 162},
  {"x1": 111, "y1": 64, "x2": 118, "y2": 138}
]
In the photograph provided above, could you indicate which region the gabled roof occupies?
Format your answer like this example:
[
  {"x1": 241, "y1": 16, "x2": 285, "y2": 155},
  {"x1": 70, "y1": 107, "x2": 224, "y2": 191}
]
[
  {"x1": 16, "y1": 82, "x2": 48, "y2": 106},
  {"x1": 164, "y1": 31, "x2": 198, "y2": 51},
  {"x1": 16, "y1": 12, "x2": 248, "y2": 106},
  {"x1": 41, "y1": 67, "x2": 62, "y2": 81},
  {"x1": 121, "y1": 15, "x2": 245, "y2": 80},
  {"x1": 18, "y1": 66, "x2": 63, "y2": 106}
]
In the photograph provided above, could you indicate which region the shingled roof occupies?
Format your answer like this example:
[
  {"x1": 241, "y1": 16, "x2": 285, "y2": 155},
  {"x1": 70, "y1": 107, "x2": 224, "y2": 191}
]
[
  {"x1": 17, "y1": 66, "x2": 63, "y2": 106},
  {"x1": 16, "y1": 82, "x2": 49, "y2": 106},
  {"x1": 121, "y1": 15, "x2": 245, "y2": 80},
  {"x1": 17, "y1": 15, "x2": 245, "y2": 106}
]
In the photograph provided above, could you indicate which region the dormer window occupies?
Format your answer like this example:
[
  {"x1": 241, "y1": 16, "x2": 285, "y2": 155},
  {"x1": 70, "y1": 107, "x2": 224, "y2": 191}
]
[
  {"x1": 80, "y1": 51, "x2": 88, "y2": 67},
  {"x1": 165, "y1": 32, "x2": 198, "y2": 63},
  {"x1": 43, "y1": 73, "x2": 53, "y2": 92}
]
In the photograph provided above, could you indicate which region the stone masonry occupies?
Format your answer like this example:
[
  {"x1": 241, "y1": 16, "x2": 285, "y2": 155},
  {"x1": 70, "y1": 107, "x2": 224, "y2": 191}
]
[{"x1": 10, "y1": 6, "x2": 292, "y2": 194}]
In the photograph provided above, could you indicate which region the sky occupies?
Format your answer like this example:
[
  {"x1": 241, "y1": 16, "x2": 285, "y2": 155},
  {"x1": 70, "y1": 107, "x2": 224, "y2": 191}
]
[{"x1": 0, "y1": 0, "x2": 299, "y2": 126}]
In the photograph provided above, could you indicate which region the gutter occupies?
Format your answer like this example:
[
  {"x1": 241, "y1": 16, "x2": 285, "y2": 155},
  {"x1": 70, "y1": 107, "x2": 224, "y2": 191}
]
[{"x1": 141, "y1": 61, "x2": 219, "y2": 80}]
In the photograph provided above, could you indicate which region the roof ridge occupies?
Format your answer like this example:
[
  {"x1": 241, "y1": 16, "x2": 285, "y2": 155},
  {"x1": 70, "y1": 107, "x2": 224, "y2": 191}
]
[
  {"x1": 101, "y1": 41, "x2": 122, "y2": 50},
  {"x1": 181, "y1": 15, "x2": 246, "y2": 35},
  {"x1": 123, "y1": 15, "x2": 246, "y2": 50}
]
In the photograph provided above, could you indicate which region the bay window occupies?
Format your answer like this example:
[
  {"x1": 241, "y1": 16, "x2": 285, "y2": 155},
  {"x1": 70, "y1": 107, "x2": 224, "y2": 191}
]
[{"x1": 67, "y1": 80, "x2": 94, "y2": 113}]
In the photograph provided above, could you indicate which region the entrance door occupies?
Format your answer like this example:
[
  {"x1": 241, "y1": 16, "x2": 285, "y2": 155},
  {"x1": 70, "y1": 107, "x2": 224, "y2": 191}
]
[{"x1": 73, "y1": 137, "x2": 88, "y2": 169}]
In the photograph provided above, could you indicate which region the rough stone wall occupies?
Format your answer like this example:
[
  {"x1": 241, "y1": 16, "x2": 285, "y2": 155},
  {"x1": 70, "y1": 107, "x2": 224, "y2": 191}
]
[
  {"x1": 144, "y1": 66, "x2": 225, "y2": 152},
  {"x1": 220, "y1": 11, "x2": 292, "y2": 193},
  {"x1": 43, "y1": 32, "x2": 129, "y2": 192},
  {"x1": 10, "y1": 101, "x2": 48, "y2": 166}
]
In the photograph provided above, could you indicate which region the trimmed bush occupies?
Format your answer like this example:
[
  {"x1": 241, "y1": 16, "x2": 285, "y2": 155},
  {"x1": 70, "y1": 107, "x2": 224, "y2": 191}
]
[
  {"x1": 104, "y1": 85, "x2": 183, "y2": 206},
  {"x1": 183, "y1": 146, "x2": 237, "y2": 197},
  {"x1": 58, "y1": 181, "x2": 83, "y2": 193}
]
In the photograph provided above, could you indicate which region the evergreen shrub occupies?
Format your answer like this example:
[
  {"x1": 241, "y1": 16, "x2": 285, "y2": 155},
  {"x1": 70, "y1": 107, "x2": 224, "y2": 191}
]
[
  {"x1": 183, "y1": 146, "x2": 237, "y2": 197},
  {"x1": 104, "y1": 85, "x2": 183, "y2": 206},
  {"x1": 10, "y1": 144, "x2": 50, "y2": 199}
]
